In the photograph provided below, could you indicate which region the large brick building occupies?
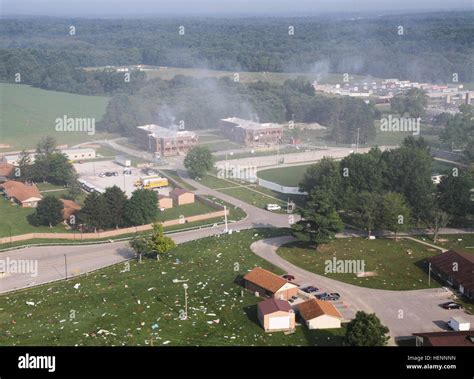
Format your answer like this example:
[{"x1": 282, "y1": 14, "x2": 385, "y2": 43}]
[
  {"x1": 427, "y1": 250, "x2": 474, "y2": 300},
  {"x1": 136, "y1": 124, "x2": 198, "y2": 157},
  {"x1": 219, "y1": 117, "x2": 282, "y2": 147}
]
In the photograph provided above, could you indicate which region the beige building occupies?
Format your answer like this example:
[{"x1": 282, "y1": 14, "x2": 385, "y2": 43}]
[
  {"x1": 219, "y1": 117, "x2": 283, "y2": 147},
  {"x1": 136, "y1": 124, "x2": 198, "y2": 157},
  {"x1": 297, "y1": 299, "x2": 343, "y2": 329},
  {"x1": 0, "y1": 180, "x2": 43, "y2": 208},
  {"x1": 169, "y1": 188, "x2": 195, "y2": 206},
  {"x1": 158, "y1": 194, "x2": 173, "y2": 209},
  {"x1": 257, "y1": 298, "x2": 295, "y2": 332},
  {"x1": 243, "y1": 267, "x2": 298, "y2": 300}
]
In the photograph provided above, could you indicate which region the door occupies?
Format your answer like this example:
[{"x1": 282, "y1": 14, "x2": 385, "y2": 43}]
[{"x1": 269, "y1": 316, "x2": 290, "y2": 330}]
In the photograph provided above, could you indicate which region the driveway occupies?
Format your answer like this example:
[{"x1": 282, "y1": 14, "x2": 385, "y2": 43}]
[{"x1": 251, "y1": 236, "x2": 474, "y2": 344}]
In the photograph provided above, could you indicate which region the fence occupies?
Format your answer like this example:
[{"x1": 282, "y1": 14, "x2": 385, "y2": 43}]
[
  {"x1": 0, "y1": 209, "x2": 228, "y2": 245},
  {"x1": 257, "y1": 178, "x2": 307, "y2": 195}
]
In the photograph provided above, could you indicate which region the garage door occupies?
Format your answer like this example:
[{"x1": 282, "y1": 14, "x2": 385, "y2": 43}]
[{"x1": 269, "y1": 316, "x2": 290, "y2": 329}]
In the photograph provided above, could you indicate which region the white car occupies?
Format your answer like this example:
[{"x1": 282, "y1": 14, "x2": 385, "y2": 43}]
[{"x1": 266, "y1": 204, "x2": 281, "y2": 211}]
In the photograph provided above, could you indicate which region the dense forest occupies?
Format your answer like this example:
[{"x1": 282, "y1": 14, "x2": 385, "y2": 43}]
[
  {"x1": 98, "y1": 76, "x2": 380, "y2": 144},
  {"x1": 0, "y1": 12, "x2": 473, "y2": 95}
]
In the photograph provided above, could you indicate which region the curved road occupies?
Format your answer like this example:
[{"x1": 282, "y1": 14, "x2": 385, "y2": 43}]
[{"x1": 251, "y1": 236, "x2": 474, "y2": 344}]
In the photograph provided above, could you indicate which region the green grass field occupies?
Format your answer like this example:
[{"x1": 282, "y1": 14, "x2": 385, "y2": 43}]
[
  {"x1": 156, "y1": 201, "x2": 217, "y2": 221},
  {"x1": 0, "y1": 83, "x2": 111, "y2": 150},
  {"x1": 142, "y1": 66, "x2": 378, "y2": 86},
  {"x1": 430, "y1": 234, "x2": 474, "y2": 252},
  {"x1": 257, "y1": 164, "x2": 314, "y2": 187},
  {"x1": 277, "y1": 237, "x2": 443, "y2": 290},
  {"x1": 0, "y1": 198, "x2": 70, "y2": 238},
  {"x1": 0, "y1": 229, "x2": 346, "y2": 346}
]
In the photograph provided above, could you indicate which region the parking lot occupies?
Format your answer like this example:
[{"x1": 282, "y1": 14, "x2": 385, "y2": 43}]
[{"x1": 73, "y1": 160, "x2": 170, "y2": 197}]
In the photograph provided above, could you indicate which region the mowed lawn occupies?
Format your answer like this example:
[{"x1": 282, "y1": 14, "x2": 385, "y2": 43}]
[
  {"x1": 431, "y1": 234, "x2": 474, "y2": 252},
  {"x1": 0, "y1": 198, "x2": 69, "y2": 238},
  {"x1": 257, "y1": 164, "x2": 314, "y2": 187},
  {"x1": 0, "y1": 83, "x2": 111, "y2": 150},
  {"x1": 277, "y1": 238, "x2": 443, "y2": 290},
  {"x1": 0, "y1": 229, "x2": 345, "y2": 346}
]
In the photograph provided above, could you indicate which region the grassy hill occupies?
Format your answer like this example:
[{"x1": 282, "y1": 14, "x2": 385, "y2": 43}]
[{"x1": 0, "y1": 83, "x2": 111, "y2": 150}]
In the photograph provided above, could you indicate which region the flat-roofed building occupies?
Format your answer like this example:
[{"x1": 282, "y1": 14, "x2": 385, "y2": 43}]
[
  {"x1": 0, "y1": 148, "x2": 96, "y2": 165},
  {"x1": 136, "y1": 124, "x2": 198, "y2": 157},
  {"x1": 219, "y1": 117, "x2": 282, "y2": 147}
]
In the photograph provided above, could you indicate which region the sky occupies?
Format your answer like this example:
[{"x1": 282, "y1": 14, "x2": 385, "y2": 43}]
[{"x1": 1, "y1": 0, "x2": 472, "y2": 17}]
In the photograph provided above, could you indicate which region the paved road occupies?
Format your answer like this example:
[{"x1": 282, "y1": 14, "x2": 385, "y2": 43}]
[
  {"x1": 250, "y1": 236, "x2": 474, "y2": 344},
  {"x1": 0, "y1": 169, "x2": 293, "y2": 294}
]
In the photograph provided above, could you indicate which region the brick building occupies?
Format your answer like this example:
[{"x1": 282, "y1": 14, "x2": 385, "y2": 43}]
[
  {"x1": 136, "y1": 124, "x2": 198, "y2": 157},
  {"x1": 219, "y1": 117, "x2": 282, "y2": 147}
]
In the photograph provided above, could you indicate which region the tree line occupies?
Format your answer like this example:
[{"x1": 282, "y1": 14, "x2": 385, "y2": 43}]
[
  {"x1": 1, "y1": 12, "x2": 473, "y2": 91},
  {"x1": 99, "y1": 76, "x2": 380, "y2": 145},
  {"x1": 293, "y1": 137, "x2": 474, "y2": 247}
]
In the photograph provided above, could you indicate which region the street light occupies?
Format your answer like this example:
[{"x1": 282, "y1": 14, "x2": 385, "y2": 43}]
[{"x1": 183, "y1": 283, "x2": 189, "y2": 320}]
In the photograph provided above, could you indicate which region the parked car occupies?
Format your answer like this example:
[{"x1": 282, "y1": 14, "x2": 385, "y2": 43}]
[
  {"x1": 123, "y1": 169, "x2": 132, "y2": 175},
  {"x1": 327, "y1": 293, "x2": 341, "y2": 301},
  {"x1": 266, "y1": 204, "x2": 281, "y2": 211},
  {"x1": 301, "y1": 286, "x2": 319, "y2": 293},
  {"x1": 441, "y1": 302, "x2": 463, "y2": 310},
  {"x1": 98, "y1": 172, "x2": 106, "y2": 178},
  {"x1": 112, "y1": 171, "x2": 119, "y2": 176},
  {"x1": 282, "y1": 274, "x2": 295, "y2": 281},
  {"x1": 105, "y1": 172, "x2": 114, "y2": 177},
  {"x1": 316, "y1": 292, "x2": 330, "y2": 300}
]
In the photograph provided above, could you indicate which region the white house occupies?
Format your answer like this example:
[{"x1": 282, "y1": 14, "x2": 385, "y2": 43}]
[{"x1": 296, "y1": 299, "x2": 343, "y2": 329}]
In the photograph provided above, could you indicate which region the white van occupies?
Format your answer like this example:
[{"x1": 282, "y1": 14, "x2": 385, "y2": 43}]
[
  {"x1": 447, "y1": 317, "x2": 470, "y2": 331},
  {"x1": 266, "y1": 204, "x2": 281, "y2": 211}
]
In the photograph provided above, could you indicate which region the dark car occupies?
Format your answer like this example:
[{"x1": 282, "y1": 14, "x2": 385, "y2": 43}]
[
  {"x1": 316, "y1": 292, "x2": 329, "y2": 300},
  {"x1": 301, "y1": 286, "x2": 319, "y2": 293},
  {"x1": 327, "y1": 293, "x2": 341, "y2": 301},
  {"x1": 282, "y1": 274, "x2": 295, "y2": 281},
  {"x1": 441, "y1": 302, "x2": 463, "y2": 310},
  {"x1": 105, "y1": 172, "x2": 114, "y2": 177},
  {"x1": 112, "y1": 172, "x2": 119, "y2": 176}
]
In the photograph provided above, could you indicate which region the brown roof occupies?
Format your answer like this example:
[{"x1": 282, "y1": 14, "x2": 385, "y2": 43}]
[
  {"x1": 61, "y1": 199, "x2": 81, "y2": 220},
  {"x1": 169, "y1": 188, "x2": 192, "y2": 197},
  {"x1": 413, "y1": 331, "x2": 474, "y2": 347},
  {"x1": 244, "y1": 267, "x2": 295, "y2": 293},
  {"x1": 0, "y1": 163, "x2": 14, "y2": 177},
  {"x1": 257, "y1": 298, "x2": 292, "y2": 315},
  {"x1": 157, "y1": 194, "x2": 171, "y2": 199},
  {"x1": 297, "y1": 299, "x2": 343, "y2": 320},
  {"x1": 428, "y1": 250, "x2": 474, "y2": 294},
  {"x1": 0, "y1": 180, "x2": 42, "y2": 203}
]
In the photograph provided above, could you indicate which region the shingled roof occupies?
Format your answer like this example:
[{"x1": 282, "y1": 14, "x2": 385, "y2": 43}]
[
  {"x1": 297, "y1": 299, "x2": 343, "y2": 320},
  {"x1": 427, "y1": 250, "x2": 474, "y2": 294},
  {"x1": 244, "y1": 267, "x2": 295, "y2": 293},
  {"x1": 0, "y1": 180, "x2": 42, "y2": 203},
  {"x1": 414, "y1": 331, "x2": 474, "y2": 347},
  {"x1": 257, "y1": 298, "x2": 292, "y2": 315}
]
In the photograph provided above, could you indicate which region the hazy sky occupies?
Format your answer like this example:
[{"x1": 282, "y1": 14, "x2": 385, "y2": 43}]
[{"x1": 1, "y1": 0, "x2": 472, "y2": 17}]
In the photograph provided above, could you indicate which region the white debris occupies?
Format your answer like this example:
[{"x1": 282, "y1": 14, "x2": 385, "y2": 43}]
[{"x1": 74, "y1": 283, "x2": 81, "y2": 290}]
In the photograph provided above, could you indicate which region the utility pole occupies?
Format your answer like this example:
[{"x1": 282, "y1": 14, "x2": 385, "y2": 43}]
[
  {"x1": 428, "y1": 262, "x2": 431, "y2": 287},
  {"x1": 356, "y1": 128, "x2": 360, "y2": 152},
  {"x1": 183, "y1": 283, "x2": 189, "y2": 320},
  {"x1": 64, "y1": 254, "x2": 68, "y2": 280},
  {"x1": 224, "y1": 206, "x2": 228, "y2": 233}
]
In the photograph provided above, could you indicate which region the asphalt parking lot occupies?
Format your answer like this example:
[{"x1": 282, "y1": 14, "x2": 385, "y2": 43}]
[{"x1": 73, "y1": 160, "x2": 170, "y2": 197}]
